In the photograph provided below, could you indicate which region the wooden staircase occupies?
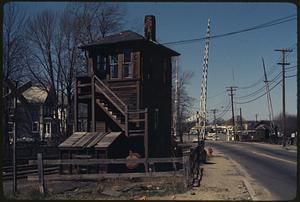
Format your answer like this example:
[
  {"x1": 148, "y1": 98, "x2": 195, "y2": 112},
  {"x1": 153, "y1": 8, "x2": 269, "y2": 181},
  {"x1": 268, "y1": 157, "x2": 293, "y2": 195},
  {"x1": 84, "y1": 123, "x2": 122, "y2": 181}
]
[{"x1": 76, "y1": 75, "x2": 148, "y2": 137}]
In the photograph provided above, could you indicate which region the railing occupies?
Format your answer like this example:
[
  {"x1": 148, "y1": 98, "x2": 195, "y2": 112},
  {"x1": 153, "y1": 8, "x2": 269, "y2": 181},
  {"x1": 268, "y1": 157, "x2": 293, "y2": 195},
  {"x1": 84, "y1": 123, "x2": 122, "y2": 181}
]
[{"x1": 93, "y1": 75, "x2": 127, "y2": 116}]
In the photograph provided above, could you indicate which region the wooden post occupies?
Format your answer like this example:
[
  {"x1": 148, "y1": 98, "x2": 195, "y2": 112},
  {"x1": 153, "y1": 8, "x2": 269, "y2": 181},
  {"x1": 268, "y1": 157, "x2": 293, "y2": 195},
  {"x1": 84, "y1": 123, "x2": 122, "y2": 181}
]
[
  {"x1": 59, "y1": 150, "x2": 63, "y2": 174},
  {"x1": 125, "y1": 106, "x2": 128, "y2": 136},
  {"x1": 183, "y1": 152, "x2": 191, "y2": 189},
  {"x1": 68, "y1": 151, "x2": 72, "y2": 174},
  {"x1": 74, "y1": 79, "x2": 78, "y2": 132},
  {"x1": 37, "y1": 153, "x2": 45, "y2": 195},
  {"x1": 144, "y1": 108, "x2": 149, "y2": 172},
  {"x1": 91, "y1": 76, "x2": 95, "y2": 132},
  {"x1": 13, "y1": 81, "x2": 17, "y2": 195}
]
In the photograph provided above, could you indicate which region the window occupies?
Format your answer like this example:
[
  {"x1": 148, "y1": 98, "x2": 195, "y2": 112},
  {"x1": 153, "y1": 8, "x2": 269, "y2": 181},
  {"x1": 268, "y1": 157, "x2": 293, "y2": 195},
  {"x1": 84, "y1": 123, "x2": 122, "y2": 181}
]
[
  {"x1": 123, "y1": 50, "x2": 133, "y2": 78},
  {"x1": 110, "y1": 54, "x2": 118, "y2": 79},
  {"x1": 96, "y1": 55, "x2": 107, "y2": 77},
  {"x1": 44, "y1": 123, "x2": 51, "y2": 138},
  {"x1": 32, "y1": 122, "x2": 39, "y2": 133},
  {"x1": 78, "y1": 103, "x2": 88, "y2": 131}
]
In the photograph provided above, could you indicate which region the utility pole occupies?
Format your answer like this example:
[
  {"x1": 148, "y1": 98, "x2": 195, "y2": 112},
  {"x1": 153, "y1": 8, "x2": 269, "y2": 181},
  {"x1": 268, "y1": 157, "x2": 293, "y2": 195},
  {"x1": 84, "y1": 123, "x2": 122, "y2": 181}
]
[
  {"x1": 255, "y1": 113, "x2": 258, "y2": 122},
  {"x1": 239, "y1": 108, "x2": 243, "y2": 129},
  {"x1": 210, "y1": 109, "x2": 218, "y2": 132},
  {"x1": 275, "y1": 48, "x2": 293, "y2": 147},
  {"x1": 262, "y1": 58, "x2": 275, "y2": 135},
  {"x1": 227, "y1": 86, "x2": 238, "y2": 140}
]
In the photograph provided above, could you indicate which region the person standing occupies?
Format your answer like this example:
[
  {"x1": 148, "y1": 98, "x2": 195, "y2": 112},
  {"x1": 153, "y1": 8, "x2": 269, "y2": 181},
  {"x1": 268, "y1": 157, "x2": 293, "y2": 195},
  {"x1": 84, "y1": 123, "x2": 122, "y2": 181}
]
[{"x1": 290, "y1": 132, "x2": 295, "y2": 145}]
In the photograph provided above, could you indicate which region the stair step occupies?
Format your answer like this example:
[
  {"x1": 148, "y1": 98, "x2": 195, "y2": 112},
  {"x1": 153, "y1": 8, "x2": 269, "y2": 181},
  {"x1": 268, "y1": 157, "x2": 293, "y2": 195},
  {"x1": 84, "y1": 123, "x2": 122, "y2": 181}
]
[
  {"x1": 129, "y1": 129, "x2": 145, "y2": 133},
  {"x1": 129, "y1": 119, "x2": 145, "y2": 122},
  {"x1": 129, "y1": 133, "x2": 145, "y2": 137},
  {"x1": 78, "y1": 95, "x2": 92, "y2": 99},
  {"x1": 78, "y1": 83, "x2": 91, "y2": 87}
]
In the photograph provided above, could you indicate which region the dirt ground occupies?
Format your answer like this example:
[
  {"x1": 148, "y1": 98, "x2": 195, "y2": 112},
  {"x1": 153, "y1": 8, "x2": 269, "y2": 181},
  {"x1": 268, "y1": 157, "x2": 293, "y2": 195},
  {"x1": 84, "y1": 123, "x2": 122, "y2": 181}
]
[{"x1": 2, "y1": 148, "x2": 271, "y2": 200}]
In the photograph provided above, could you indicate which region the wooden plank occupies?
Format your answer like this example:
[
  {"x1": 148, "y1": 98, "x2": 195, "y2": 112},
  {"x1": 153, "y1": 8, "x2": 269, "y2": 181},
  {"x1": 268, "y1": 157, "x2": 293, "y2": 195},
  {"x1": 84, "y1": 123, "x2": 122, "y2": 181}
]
[
  {"x1": 91, "y1": 76, "x2": 95, "y2": 132},
  {"x1": 27, "y1": 171, "x2": 184, "y2": 181},
  {"x1": 129, "y1": 119, "x2": 145, "y2": 122},
  {"x1": 78, "y1": 95, "x2": 92, "y2": 99},
  {"x1": 144, "y1": 108, "x2": 148, "y2": 172},
  {"x1": 110, "y1": 85, "x2": 137, "y2": 89},
  {"x1": 28, "y1": 157, "x2": 184, "y2": 165},
  {"x1": 37, "y1": 153, "x2": 45, "y2": 195},
  {"x1": 74, "y1": 79, "x2": 78, "y2": 132},
  {"x1": 95, "y1": 132, "x2": 122, "y2": 149},
  {"x1": 59, "y1": 132, "x2": 87, "y2": 147},
  {"x1": 85, "y1": 132, "x2": 106, "y2": 148}
]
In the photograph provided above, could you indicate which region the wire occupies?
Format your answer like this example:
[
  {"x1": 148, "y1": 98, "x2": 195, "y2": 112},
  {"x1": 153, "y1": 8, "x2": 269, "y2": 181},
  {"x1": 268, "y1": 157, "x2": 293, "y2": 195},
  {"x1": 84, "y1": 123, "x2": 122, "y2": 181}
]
[
  {"x1": 234, "y1": 79, "x2": 282, "y2": 104},
  {"x1": 238, "y1": 44, "x2": 296, "y2": 90},
  {"x1": 207, "y1": 90, "x2": 226, "y2": 99},
  {"x1": 163, "y1": 14, "x2": 296, "y2": 46},
  {"x1": 236, "y1": 71, "x2": 282, "y2": 99},
  {"x1": 286, "y1": 75, "x2": 296, "y2": 78}
]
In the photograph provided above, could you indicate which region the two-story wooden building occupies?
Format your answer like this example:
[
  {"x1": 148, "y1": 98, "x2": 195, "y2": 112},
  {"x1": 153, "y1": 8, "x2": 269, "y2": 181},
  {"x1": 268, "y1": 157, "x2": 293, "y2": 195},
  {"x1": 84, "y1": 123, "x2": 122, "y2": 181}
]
[{"x1": 60, "y1": 15, "x2": 180, "y2": 166}]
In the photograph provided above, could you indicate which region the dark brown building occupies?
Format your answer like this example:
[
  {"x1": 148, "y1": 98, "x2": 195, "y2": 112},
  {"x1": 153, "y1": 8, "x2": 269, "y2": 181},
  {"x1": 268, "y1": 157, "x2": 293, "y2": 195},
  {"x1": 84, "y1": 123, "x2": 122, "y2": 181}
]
[{"x1": 69, "y1": 15, "x2": 180, "y2": 161}]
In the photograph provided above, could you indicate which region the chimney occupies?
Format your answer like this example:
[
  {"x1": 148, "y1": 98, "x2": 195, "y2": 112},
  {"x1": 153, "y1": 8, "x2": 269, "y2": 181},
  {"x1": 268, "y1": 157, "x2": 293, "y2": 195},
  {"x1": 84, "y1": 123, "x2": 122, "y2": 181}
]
[{"x1": 144, "y1": 15, "x2": 156, "y2": 41}]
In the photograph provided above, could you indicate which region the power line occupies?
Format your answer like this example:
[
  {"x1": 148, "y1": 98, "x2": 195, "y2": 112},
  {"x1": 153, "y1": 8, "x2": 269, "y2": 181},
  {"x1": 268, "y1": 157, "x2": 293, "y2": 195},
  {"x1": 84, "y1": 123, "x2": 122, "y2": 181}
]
[
  {"x1": 236, "y1": 70, "x2": 282, "y2": 100},
  {"x1": 238, "y1": 44, "x2": 296, "y2": 90},
  {"x1": 163, "y1": 14, "x2": 296, "y2": 46},
  {"x1": 285, "y1": 74, "x2": 296, "y2": 78},
  {"x1": 234, "y1": 79, "x2": 282, "y2": 104}
]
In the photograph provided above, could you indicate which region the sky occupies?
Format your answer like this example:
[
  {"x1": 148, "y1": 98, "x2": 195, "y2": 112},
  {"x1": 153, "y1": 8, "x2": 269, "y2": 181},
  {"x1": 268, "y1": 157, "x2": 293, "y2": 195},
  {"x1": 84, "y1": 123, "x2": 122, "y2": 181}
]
[{"x1": 5, "y1": 2, "x2": 297, "y2": 122}]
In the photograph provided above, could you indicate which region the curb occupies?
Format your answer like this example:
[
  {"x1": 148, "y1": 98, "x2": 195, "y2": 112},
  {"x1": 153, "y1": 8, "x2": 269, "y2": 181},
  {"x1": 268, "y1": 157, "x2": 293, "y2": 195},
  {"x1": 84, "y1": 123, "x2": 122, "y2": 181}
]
[{"x1": 243, "y1": 178, "x2": 258, "y2": 200}]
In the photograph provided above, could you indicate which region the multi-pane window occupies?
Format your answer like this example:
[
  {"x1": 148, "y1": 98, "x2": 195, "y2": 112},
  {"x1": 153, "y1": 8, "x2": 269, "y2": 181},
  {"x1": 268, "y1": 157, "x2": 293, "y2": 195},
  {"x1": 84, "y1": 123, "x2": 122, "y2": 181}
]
[
  {"x1": 32, "y1": 121, "x2": 39, "y2": 133},
  {"x1": 96, "y1": 55, "x2": 107, "y2": 78},
  {"x1": 123, "y1": 50, "x2": 133, "y2": 78},
  {"x1": 110, "y1": 54, "x2": 118, "y2": 79},
  {"x1": 78, "y1": 103, "x2": 88, "y2": 131},
  {"x1": 44, "y1": 122, "x2": 51, "y2": 138}
]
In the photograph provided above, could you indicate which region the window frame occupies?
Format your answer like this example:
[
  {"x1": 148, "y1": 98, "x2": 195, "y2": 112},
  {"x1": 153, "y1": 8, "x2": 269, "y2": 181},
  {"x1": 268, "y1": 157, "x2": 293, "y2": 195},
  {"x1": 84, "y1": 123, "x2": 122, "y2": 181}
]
[
  {"x1": 123, "y1": 50, "x2": 133, "y2": 79},
  {"x1": 96, "y1": 54, "x2": 107, "y2": 76},
  {"x1": 32, "y1": 121, "x2": 39, "y2": 133},
  {"x1": 110, "y1": 54, "x2": 119, "y2": 79}
]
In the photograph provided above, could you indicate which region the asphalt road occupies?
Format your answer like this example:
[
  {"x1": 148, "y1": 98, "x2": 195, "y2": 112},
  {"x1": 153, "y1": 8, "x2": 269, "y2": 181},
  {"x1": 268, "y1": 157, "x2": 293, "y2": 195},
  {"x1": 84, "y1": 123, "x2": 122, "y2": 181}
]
[{"x1": 206, "y1": 140, "x2": 297, "y2": 200}]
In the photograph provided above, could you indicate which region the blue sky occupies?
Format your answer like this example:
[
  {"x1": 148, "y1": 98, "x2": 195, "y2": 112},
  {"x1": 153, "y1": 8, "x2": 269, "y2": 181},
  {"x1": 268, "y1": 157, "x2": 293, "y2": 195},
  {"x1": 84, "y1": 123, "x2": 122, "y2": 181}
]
[{"x1": 7, "y1": 2, "x2": 297, "y2": 121}]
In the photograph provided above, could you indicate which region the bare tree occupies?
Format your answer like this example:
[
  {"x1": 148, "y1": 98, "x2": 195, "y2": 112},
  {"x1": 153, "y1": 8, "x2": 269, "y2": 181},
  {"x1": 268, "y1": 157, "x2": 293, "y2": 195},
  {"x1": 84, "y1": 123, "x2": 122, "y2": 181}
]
[
  {"x1": 23, "y1": 3, "x2": 126, "y2": 139},
  {"x1": 54, "y1": 8, "x2": 85, "y2": 137},
  {"x1": 274, "y1": 113, "x2": 297, "y2": 137},
  {"x1": 172, "y1": 69, "x2": 196, "y2": 141},
  {"x1": 25, "y1": 10, "x2": 59, "y2": 117},
  {"x1": 68, "y1": 2, "x2": 125, "y2": 44},
  {"x1": 3, "y1": 3, "x2": 27, "y2": 81}
]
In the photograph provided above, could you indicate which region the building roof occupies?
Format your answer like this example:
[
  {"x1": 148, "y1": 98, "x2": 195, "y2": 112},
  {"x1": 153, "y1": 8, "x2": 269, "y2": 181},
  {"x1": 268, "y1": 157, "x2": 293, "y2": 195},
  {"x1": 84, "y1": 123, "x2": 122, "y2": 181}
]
[
  {"x1": 79, "y1": 30, "x2": 180, "y2": 56},
  {"x1": 58, "y1": 131, "x2": 123, "y2": 149},
  {"x1": 22, "y1": 86, "x2": 48, "y2": 104}
]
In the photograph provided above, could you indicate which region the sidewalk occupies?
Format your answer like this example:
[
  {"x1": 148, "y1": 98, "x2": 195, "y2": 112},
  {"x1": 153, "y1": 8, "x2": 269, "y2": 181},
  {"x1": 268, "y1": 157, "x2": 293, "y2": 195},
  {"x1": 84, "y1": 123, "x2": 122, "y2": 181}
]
[
  {"x1": 150, "y1": 147, "x2": 272, "y2": 200},
  {"x1": 242, "y1": 142, "x2": 297, "y2": 153}
]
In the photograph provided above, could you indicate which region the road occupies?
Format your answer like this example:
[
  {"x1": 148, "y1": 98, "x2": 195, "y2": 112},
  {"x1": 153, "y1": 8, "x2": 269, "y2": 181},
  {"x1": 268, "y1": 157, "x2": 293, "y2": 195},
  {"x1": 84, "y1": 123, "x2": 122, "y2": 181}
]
[{"x1": 206, "y1": 140, "x2": 297, "y2": 200}]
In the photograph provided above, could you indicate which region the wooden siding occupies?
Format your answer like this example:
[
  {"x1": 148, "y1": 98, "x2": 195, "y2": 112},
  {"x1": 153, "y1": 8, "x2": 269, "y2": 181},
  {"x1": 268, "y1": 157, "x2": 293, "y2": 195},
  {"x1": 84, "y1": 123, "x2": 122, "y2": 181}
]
[{"x1": 107, "y1": 80, "x2": 138, "y2": 110}]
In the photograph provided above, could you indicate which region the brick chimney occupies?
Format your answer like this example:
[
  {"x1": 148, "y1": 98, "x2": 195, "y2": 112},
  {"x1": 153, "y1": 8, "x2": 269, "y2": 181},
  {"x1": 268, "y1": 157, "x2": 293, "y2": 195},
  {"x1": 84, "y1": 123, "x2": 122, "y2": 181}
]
[{"x1": 144, "y1": 15, "x2": 156, "y2": 41}]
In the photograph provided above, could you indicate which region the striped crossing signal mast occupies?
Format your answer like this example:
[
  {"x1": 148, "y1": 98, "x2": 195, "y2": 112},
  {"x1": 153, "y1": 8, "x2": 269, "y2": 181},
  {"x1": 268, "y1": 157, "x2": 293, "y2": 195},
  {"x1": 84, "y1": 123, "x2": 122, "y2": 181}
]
[{"x1": 198, "y1": 18, "x2": 211, "y2": 139}]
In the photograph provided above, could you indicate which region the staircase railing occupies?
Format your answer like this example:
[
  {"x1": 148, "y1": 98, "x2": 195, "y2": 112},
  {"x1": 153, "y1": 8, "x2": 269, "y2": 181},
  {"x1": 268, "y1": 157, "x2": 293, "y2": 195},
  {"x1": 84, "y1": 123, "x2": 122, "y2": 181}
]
[
  {"x1": 93, "y1": 75, "x2": 129, "y2": 136},
  {"x1": 93, "y1": 75, "x2": 127, "y2": 116}
]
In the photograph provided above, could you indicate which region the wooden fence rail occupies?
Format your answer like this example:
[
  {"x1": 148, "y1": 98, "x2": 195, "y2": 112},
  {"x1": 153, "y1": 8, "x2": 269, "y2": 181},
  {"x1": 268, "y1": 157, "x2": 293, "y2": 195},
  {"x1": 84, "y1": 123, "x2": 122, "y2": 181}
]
[
  {"x1": 28, "y1": 157, "x2": 184, "y2": 165},
  {"x1": 29, "y1": 153, "x2": 197, "y2": 194}
]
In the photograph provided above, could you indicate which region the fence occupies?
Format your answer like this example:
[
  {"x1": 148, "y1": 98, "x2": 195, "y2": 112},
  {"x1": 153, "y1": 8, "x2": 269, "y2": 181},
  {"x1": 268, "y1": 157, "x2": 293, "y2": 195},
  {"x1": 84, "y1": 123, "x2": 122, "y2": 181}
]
[{"x1": 27, "y1": 147, "x2": 203, "y2": 194}]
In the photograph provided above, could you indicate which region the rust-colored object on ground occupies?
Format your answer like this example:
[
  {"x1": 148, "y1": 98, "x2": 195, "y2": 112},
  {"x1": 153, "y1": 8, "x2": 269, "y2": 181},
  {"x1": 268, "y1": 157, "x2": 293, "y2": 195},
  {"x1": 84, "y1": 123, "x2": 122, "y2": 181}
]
[
  {"x1": 207, "y1": 147, "x2": 213, "y2": 157},
  {"x1": 126, "y1": 150, "x2": 141, "y2": 169}
]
